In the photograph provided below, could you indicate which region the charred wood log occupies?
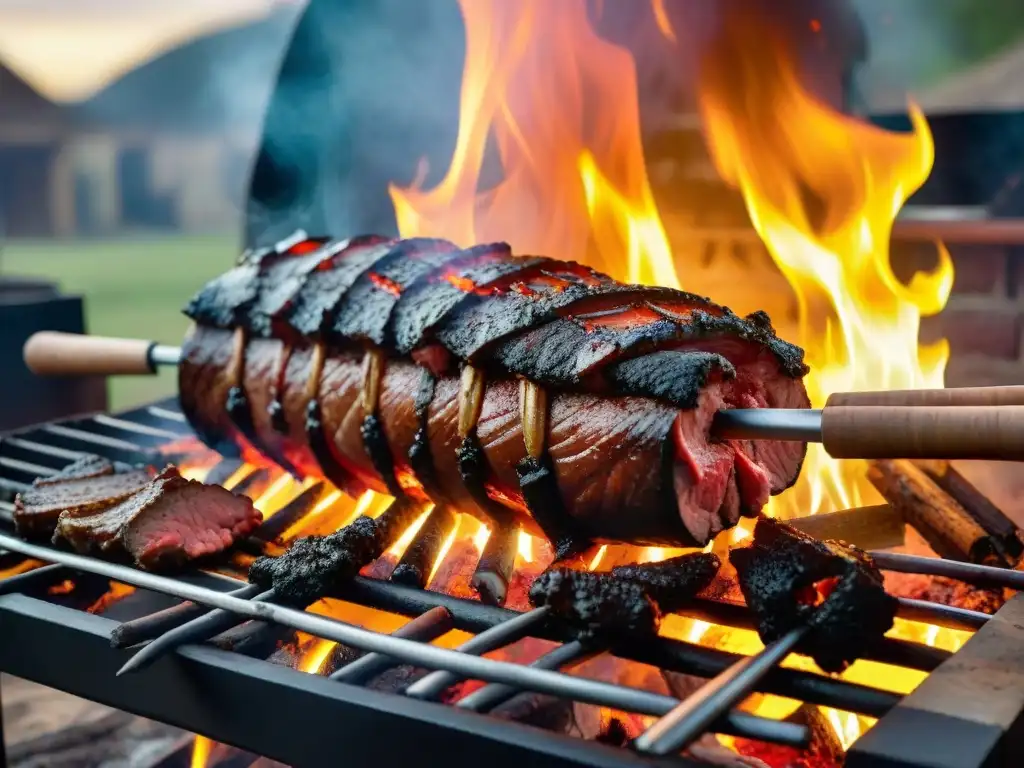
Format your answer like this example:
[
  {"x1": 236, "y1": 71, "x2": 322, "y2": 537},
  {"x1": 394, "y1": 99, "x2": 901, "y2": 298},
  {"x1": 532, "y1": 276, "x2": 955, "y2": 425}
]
[
  {"x1": 471, "y1": 523, "x2": 520, "y2": 606},
  {"x1": 250, "y1": 481, "x2": 326, "y2": 542},
  {"x1": 391, "y1": 505, "x2": 458, "y2": 588},
  {"x1": 913, "y1": 459, "x2": 1024, "y2": 564},
  {"x1": 868, "y1": 459, "x2": 1005, "y2": 565}
]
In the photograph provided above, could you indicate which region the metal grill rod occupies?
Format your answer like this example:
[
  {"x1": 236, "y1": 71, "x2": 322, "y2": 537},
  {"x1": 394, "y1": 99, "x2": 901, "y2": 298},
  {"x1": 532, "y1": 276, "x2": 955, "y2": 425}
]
[
  {"x1": 116, "y1": 588, "x2": 277, "y2": 675},
  {"x1": 873, "y1": 550, "x2": 1024, "y2": 591},
  {"x1": 634, "y1": 627, "x2": 809, "y2": 756},
  {"x1": 0, "y1": 532, "x2": 806, "y2": 747}
]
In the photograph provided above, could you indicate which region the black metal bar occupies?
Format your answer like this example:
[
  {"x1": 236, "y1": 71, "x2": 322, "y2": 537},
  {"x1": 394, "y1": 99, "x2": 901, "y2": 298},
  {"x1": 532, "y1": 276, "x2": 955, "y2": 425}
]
[
  {"x1": 874, "y1": 550, "x2": 1024, "y2": 591},
  {"x1": 896, "y1": 598, "x2": 990, "y2": 631},
  {"x1": 329, "y1": 606, "x2": 454, "y2": 684},
  {"x1": 0, "y1": 437, "x2": 84, "y2": 463},
  {"x1": 391, "y1": 505, "x2": 458, "y2": 588},
  {"x1": 0, "y1": 563, "x2": 66, "y2": 595},
  {"x1": 203, "y1": 458, "x2": 246, "y2": 487},
  {"x1": 228, "y1": 468, "x2": 273, "y2": 497},
  {"x1": 0, "y1": 595, "x2": 701, "y2": 768},
  {"x1": 110, "y1": 584, "x2": 265, "y2": 648},
  {"x1": 405, "y1": 607, "x2": 554, "y2": 700},
  {"x1": 89, "y1": 414, "x2": 184, "y2": 441},
  {"x1": 250, "y1": 482, "x2": 326, "y2": 541},
  {"x1": 339, "y1": 578, "x2": 908, "y2": 717},
  {"x1": 117, "y1": 589, "x2": 277, "y2": 675},
  {"x1": 147, "y1": 406, "x2": 187, "y2": 424},
  {"x1": 456, "y1": 641, "x2": 593, "y2": 713},
  {"x1": 634, "y1": 627, "x2": 809, "y2": 755}
]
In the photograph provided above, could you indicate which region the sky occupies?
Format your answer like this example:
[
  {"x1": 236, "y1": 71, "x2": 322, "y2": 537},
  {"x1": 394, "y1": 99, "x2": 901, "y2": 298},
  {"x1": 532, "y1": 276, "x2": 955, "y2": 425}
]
[{"x1": 0, "y1": 0, "x2": 302, "y2": 101}]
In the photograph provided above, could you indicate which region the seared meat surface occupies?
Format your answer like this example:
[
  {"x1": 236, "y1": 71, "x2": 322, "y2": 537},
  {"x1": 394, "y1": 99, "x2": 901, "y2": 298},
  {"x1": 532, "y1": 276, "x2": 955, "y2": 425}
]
[
  {"x1": 730, "y1": 517, "x2": 898, "y2": 673},
  {"x1": 53, "y1": 465, "x2": 262, "y2": 570},
  {"x1": 14, "y1": 456, "x2": 154, "y2": 540},
  {"x1": 179, "y1": 232, "x2": 810, "y2": 549}
]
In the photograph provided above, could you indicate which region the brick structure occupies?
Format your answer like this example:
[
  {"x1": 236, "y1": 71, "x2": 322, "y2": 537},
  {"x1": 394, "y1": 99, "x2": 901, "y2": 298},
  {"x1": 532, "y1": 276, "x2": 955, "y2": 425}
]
[{"x1": 916, "y1": 242, "x2": 1024, "y2": 388}]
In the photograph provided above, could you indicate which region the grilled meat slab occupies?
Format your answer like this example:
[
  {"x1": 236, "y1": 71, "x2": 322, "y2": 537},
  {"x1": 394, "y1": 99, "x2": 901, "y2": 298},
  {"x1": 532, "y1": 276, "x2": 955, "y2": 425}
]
[
  {"x1": 14, "y1": 456, "x2": 154, "y2": 540},
  {"x1": 180, "y1": 232, "x2": 810, "y2": 549},
  {"x1": 730, "y1": 517, "x2": 897, "y2": 673},
  {"x1": 53, "y1": 465, "x2": 262, "y2": 570}
]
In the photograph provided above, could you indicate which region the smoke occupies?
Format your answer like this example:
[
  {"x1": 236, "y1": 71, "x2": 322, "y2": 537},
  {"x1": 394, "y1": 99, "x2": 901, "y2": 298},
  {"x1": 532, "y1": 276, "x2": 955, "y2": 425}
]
[{"x1": 245, "y1": 0, "x2": 468, "y2": 247}]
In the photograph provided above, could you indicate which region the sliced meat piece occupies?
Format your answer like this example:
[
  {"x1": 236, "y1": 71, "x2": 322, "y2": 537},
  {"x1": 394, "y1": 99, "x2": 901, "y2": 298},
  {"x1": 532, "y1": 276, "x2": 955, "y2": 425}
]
[
  {"x1": 15, "y1": 465, "x2": 154, "y2": 540},
  {"x1": 54, "y1": 466, "x2": 263, "y2": 570},
  {"x1": 32, "y1": 454, "x2": 114, "y2": 486},
  {"x1": 490, "y1": 301, "x2": 807, "y2": 389},
  {"x1": 316, "y1": 348, "x2": 381, "y2": 491},
  {"x1": 243, "y1": 236, "x2": 332, "y2": 337}
]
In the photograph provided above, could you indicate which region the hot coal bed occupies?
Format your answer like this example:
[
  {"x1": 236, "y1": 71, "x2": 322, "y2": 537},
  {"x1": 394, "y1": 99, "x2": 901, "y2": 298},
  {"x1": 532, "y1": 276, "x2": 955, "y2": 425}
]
[{"x1": 0, "y1": 400, "x2": 1022, "y2": 768}]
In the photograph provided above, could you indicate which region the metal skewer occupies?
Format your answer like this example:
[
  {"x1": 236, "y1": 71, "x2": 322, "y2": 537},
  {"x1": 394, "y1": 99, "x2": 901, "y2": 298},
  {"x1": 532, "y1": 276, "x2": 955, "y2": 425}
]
[
  {"x1": 25, "y1": 333, "x2": 1024, "y2": 461},
  {"x1": 633, "y1": 626, "x2": 809, "y2": 755}
]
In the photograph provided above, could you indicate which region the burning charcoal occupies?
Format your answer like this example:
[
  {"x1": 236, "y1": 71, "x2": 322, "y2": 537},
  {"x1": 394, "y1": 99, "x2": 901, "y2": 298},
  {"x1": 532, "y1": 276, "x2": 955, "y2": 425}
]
[
  {"x1": 610, "y1": 553, "x2": 722, "y2": 611},
  {"x1": 529, "y1": 552, "x2": 721, "y2": 639},
  {"x1": 528, "y1": 568, "x2": 661, "y2": 638},
  {"x1": 730, "y1": 517, "x2": 897, "y2": 674},
  {"x1": 248, "y1": 499, "x2": 425, "y2": 605}
]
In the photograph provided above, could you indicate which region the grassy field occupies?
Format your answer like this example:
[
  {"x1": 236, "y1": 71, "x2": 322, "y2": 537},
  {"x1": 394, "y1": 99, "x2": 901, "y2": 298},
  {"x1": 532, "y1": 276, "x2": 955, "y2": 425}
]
[{"x1": 4, "y1": 235, "x2": 240, "y2": 411}]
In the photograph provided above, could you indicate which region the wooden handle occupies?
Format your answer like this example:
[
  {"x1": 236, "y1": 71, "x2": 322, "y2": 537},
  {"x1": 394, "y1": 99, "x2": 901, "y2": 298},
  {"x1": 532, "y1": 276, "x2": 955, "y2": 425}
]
[
  {"x1": 23, "y1": 332, "x2": 157, "y2": 376},
  {"x1": 821, "y1": 405, "x2": 1024, "y2": 461},
  {"x1": 827, "y1": 386, "x2": 1024, "y2": 408}
]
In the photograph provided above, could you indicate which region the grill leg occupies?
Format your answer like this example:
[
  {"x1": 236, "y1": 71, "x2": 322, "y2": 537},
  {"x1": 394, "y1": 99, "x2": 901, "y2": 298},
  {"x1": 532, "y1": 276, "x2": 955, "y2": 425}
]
[{"x1": 0, "y1": 675, "x2": 8, "y2": 768}]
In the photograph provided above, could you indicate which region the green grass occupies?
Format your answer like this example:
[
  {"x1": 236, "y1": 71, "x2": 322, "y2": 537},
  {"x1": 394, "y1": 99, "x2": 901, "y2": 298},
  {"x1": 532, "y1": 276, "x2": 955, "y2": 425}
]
[{"x1": 4, "y1": 235, "x2": 240, "y2": 411}]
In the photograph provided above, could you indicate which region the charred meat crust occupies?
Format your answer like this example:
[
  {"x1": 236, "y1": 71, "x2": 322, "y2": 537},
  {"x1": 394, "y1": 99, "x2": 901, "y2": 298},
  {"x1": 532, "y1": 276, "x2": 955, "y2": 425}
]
[
  {"x1": 730, "y1": 517, "x2": 898, "y2": 674},
  {"x1": 181, "y1": 232, "x2": 811, "y2": 548}
]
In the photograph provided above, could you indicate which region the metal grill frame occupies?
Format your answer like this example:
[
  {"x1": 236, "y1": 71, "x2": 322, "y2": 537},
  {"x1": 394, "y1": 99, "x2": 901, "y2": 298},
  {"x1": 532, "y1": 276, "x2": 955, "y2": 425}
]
[{"x1": 0, "y1": 397, "x2": 1020, "y2": 768}]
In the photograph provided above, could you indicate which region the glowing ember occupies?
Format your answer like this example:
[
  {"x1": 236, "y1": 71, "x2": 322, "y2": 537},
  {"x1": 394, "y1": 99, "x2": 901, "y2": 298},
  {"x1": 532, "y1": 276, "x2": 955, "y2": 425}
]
[
  {"x1": 87, "y1": 581, "x2": 136, "y2": 614},
  {"x1": 190, "y1": 735, "x2": 212, "y2": 768}
]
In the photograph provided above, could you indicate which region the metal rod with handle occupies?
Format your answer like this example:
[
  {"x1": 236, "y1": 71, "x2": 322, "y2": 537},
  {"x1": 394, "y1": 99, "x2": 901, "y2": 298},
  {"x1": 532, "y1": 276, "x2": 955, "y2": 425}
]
[
  {"x1": 23, "y1": 331, "x2": 180, "y2": 376},
  {"x1": 22, "y1": 332, "x2": 1024, "y2": 461}
]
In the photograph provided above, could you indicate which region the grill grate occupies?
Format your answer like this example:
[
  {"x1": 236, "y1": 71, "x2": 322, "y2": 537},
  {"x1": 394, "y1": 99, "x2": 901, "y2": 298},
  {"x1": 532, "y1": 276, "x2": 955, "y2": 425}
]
[{"x1": 0, "y1": 398, "x2": 1019, "y2": 767}]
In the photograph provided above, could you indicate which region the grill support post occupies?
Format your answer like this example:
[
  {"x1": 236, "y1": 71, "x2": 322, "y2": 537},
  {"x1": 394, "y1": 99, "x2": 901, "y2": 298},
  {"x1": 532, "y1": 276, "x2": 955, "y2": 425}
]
[{"x1": 847, "y1": 593, "x2": 1024, "y2": 768}]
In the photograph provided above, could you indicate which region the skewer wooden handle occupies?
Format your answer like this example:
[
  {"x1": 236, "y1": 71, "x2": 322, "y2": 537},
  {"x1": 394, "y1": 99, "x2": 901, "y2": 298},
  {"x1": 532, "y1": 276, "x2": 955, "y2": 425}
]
[
  {"x1": 827, "y1": 386, "x2": 1024, "y2": 408},
  {"x1": 822, "y1": 405, "x2": 1024, "y2": 461},
  {"x1": 23, "y1": 332, "x2": 159, "y2": 376}
]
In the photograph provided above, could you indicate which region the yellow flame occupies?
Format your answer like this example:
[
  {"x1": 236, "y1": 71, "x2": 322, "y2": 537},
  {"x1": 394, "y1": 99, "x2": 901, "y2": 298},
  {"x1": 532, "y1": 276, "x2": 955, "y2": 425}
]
[
  {"x1": 517, "y1": 531, "x2": 535, "y2": 564},
  {"x1": 697, "y1": 9, "x2": 952, "y2": 516},
  {"x1": 389, "y1": 0, "x2": 678, "y2": 288},
  {"x1": 190, "y1": 736, "x2": 213, "y2": 768},
  {"x1": 299, "y1": 638, "x2": 337, "y2": 674},
  {"x1": 588, "y1": 544, "x2": 609, "y2": 571},
  {"x1": 386, "y1": 506, "x2": 435, "y2": 558}
]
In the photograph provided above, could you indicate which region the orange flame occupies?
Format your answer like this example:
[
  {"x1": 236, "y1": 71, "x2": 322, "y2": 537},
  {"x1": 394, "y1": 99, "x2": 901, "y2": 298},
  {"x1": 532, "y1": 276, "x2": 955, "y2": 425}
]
[
  {"x1": 696, "y1": 8, "x2": 952, "y2": 516},
  {"x1": 390, "y1": 0, "x2": 678, "y2": 288}
]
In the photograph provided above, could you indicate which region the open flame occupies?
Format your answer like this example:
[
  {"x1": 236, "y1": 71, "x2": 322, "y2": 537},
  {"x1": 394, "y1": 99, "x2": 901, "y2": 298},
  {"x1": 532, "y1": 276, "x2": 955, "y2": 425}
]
[
  {"x1": 383, "y1": 0, "x2": 958, "y2": 757},
  {"x1": 696, "y1": 5, "x2": 953, "y2": 517},
  {"x1": 174, "y1": 2, "x2": 967, "y2": 761}
]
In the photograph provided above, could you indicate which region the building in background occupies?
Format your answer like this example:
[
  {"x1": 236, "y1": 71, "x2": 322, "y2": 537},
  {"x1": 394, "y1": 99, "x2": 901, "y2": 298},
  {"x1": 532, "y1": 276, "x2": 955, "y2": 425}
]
[{"x1": 0, "y1": 7, "x2": 297, "y2": 238}]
